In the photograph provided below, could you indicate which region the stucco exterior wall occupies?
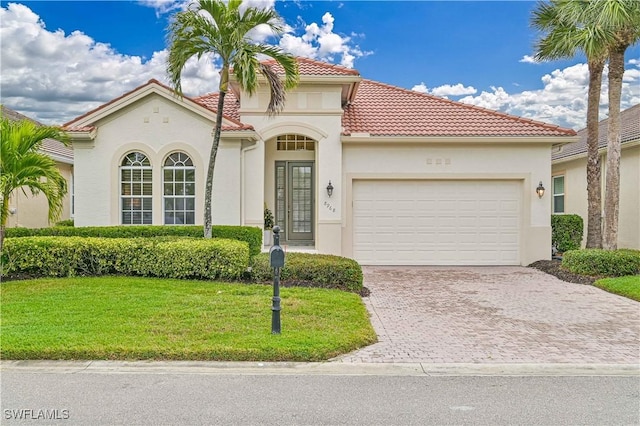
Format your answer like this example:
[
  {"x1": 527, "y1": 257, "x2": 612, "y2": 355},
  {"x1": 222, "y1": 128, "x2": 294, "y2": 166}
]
[
  {"x1": 240, "y1": 83, "x2": 344, "y2": 254},
  {"x1": 342, "y1": 142, "x2": 553, "y2": 265},
  {"x1": 5, "y1": 162, "x2": 73, "y2": 228},
  {"x1": 552, "y1": 144, "x2": 639, "y2": 249},
  {"x1": 73, "y1": 93, "x2": 241, "y2": 227}
]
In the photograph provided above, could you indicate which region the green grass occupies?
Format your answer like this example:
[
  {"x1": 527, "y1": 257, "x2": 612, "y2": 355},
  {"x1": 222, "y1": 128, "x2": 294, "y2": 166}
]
[
  {"x1": 0, "y1": 276, "x2": 376, "y2": 361},
  {"x1": 594, "y1": 275, "x2": 640, "y2": 302}
]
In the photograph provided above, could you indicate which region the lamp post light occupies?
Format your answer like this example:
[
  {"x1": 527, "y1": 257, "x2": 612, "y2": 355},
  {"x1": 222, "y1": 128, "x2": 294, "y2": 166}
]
[
  {"x1": 326, "y1": 181, "x2": 334, "y2": 197},
  {"x1": 536, "y1": 181, "x2": 545, "y2": 198}
]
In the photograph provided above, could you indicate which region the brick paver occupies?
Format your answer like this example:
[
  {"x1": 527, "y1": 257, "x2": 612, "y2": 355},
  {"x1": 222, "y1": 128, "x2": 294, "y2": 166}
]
[{"x1": 336, "y1": 266, "x2": 640, "y2": 364}]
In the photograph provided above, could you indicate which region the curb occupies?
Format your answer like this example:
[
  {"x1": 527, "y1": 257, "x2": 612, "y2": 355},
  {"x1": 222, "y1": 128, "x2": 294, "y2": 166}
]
[{"x1": 1, "y1": 360, "x2": 638, "y2": 377}]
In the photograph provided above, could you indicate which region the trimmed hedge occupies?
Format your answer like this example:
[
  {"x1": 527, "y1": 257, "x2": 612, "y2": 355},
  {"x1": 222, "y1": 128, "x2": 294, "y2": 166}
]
[
  {"x1": 4, "y1": 225, "x2": 262, "y2": 257},
  {"x1": 249, "y1": 252, "x2": 363, "y2": 293},
  {"x1": 1, "y1": 236, "x2": 249, "y2": 280},
  {"x1": 562, "y1": 249, "x2": 640, "y2": 277},
  {"x1": 551, "y1": 214, "x2": 583, "y2": 252}
]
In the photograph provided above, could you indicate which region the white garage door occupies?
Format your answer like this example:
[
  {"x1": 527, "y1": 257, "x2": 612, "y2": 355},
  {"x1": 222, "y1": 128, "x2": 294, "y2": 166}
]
[{"x1": 353, "y1": 180, "x2": 521, "y2": 265}]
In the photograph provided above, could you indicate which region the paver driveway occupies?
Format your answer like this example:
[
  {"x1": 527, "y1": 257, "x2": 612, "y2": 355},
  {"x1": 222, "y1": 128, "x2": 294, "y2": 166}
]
[{"x1": 336, "y1": 266, "x2": 640, "y2": 364}]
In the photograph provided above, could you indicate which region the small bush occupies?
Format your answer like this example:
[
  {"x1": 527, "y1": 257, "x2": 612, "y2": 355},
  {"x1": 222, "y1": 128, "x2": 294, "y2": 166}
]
[
  {"x1": 1, "y1": 236, "x2": 249, "y2": 280},
  {"x1": 249, "y1": 252, "x2": 363, "y2": 293},
  {"x1": 562, "y1": 249, "x2": 640, "y2": 277},
  {"x1": 551, "y1": 214, "x2": 583, "y2": 252},
  {"x1": 55, "y1": 219, "x2": 74, "y2": 227},
  {"x1": 4, "y1": 225, "x2": 261, "y2": 257}
]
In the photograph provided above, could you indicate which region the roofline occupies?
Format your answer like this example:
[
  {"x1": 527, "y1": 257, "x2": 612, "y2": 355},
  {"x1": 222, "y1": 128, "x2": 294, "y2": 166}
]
[
  {"x1": 220, "y1": 129, "x2": 258, "y2": 141},
  {"x1": 552, "y1": 139, "x2": 640, "y2": 164},
  {"x1": 44, "y1": 152, "x2": 74, "y2": 165},
  {"x1": 341, "y1": 135, "x2": 579, "y2": 144},
  {"x1": 355, "y1": 79, "x2": 577, "y2": 137},
  {"x1": 64, "y1": 79, "x2": 246, "y2": 130}
]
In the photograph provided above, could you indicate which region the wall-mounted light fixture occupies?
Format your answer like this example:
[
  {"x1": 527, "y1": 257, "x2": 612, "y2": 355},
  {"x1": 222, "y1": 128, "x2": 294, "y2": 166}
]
[
  {"x1": 536, "y1": 181, "x2": 545, "y2": 198},
  {"x1": 326, "y1": 181, "x2": 334, "y2": 197}
]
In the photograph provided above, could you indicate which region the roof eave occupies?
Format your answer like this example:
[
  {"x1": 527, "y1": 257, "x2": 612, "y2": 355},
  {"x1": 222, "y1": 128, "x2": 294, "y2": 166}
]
[{"x1": 341, "y1": 135, "x2": 579, "y2": 144}]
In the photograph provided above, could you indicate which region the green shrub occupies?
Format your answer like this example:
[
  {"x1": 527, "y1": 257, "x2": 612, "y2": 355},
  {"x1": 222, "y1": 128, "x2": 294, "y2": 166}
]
[
  {"x1": 562, "y1": 249, "x2": 640, "y2": 277},
  {"x1": 551, "y1": 214, "x2": 583, "y2": 252},
  {"x1": 2, "y1": 236, "x2": 249, "y2": 280},
  {"x1": 55, "y1": 219, "x2": 74, "y2": 227},
  {"x1": 249, "y1": 252, "x2": 363, "y2": 293},
  {"x1": 4, "y1": 225, "x2": 261, "y2": 257}
]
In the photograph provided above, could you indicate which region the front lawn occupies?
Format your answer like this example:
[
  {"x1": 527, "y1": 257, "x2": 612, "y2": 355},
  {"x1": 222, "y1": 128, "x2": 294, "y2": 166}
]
[
  {"x1": 0, "y1": 277, "x2": 376, "y2": 361},
  {"x1": 594, "y1": 276, "x2": 640, "y2": 302}
]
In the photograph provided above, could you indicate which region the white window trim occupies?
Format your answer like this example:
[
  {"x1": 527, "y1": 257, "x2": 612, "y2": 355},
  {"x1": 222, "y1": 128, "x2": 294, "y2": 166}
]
[{"x1": 552, "y1": 175, "x2": 565, "y2": 214}]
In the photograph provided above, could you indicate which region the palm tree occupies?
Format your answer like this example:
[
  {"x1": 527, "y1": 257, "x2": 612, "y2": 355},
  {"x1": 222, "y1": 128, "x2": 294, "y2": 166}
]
[
  {"x1": 0, "y1": 115, "x2": 69, "y2": 250},
  {"x1": 531, "y1": 0, "x2": 609, "y2": 248},
  {"x1": 595, "y1": 0, "x2": 640, "y2": 250},
  {"x1": 166, "y1": 0, "x2": 299, "y2": 238}
]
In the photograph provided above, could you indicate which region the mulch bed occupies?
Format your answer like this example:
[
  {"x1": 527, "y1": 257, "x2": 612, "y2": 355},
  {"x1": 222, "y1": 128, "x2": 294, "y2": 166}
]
[{"x1": 528, "y1": 259, "x2": 597, "y2": 285}]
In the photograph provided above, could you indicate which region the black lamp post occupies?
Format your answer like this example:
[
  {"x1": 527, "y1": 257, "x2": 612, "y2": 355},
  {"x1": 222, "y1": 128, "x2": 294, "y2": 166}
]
[{"x1": 269, "y1": 226, "x2": 284, "y2": 334}]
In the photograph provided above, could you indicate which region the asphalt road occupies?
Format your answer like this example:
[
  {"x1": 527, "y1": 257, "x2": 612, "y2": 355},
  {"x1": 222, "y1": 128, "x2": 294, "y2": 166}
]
[{"x1": 2, "y1": 363, "x2": 639, "y2": 425}]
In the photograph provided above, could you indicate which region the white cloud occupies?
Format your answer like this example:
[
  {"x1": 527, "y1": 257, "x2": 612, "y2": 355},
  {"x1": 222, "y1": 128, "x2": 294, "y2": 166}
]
[
  {"x1": 519, "y1": 55, "x2": 537, "y2": 64},
  {"x1": 0, "y1": 3, "x2": 219, "y2": 124},
  {"x1": 411, "y1": 82, "x2": 477, "y2": 97},
  {"x1": 458, "y1": 62, "x2": 640, "y2": 129},
  {"x1": 279, "y1": 12, "x2": 371, "y2": 68}
]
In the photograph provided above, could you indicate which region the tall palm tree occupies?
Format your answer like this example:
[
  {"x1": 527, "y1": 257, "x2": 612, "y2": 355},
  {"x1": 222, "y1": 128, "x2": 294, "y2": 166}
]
[
  {"x1": 0, "y1": 116, "x2": 69, "y2": 250},
  {"x1": 166, "y1": 0, "x2": 299, "y2": 238},
  {"x1": 595, "y1": 0, "x2": 640, "y2": 250},
  {"x1": 531, "y1": 0, "x2": 609, "y2": 248}
]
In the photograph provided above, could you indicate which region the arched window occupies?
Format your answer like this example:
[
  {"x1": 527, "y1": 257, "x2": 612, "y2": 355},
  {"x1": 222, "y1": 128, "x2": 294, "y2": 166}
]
[
  {"x1": 121, "y1": 152, "x2": 152, "y2": 224},
  {"x1": 163, "y1": 152, "x2": 195, "y2": 225}
]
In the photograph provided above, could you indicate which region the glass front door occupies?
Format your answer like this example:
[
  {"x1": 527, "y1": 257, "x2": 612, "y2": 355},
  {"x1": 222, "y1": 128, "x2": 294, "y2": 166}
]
[{"x1": 275, "y1": 161, "x2": 314, "y2": 242}]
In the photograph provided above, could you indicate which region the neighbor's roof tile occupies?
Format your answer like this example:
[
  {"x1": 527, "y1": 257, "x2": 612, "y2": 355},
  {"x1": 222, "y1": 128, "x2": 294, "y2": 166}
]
[
  {"x1": 342, "y1": 80, "x2": 576, "y2": 137},
  {"x1": 1, "y1": 105, "x2": 73, "y2": 160},
  {"x1": 553, "y1": 103, "x2": 640, "y2": 161}
]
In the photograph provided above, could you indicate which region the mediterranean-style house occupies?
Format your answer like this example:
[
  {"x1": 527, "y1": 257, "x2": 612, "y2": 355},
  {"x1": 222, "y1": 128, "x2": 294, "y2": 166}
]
[
  {"x1": 64, "y1": 58, "x2": 577, "y2": 266},
  {"x1": 1, "y1": 105, "x2": 74, "y2": 228},
  {"x1": 552, "y1": 104, "x2": 640, "y2": 249}
]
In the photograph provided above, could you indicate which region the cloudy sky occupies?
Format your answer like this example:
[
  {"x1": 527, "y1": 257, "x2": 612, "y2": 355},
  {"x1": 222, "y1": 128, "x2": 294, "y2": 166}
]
[{"x1": 1, "y1": 0, "x2": 639, "y2": 129}]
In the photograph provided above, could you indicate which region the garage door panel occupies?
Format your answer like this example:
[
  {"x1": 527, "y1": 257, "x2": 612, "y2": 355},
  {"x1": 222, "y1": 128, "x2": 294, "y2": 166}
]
[{"x1": 353, "y1": 180, "x2": 521, "y2": 265}]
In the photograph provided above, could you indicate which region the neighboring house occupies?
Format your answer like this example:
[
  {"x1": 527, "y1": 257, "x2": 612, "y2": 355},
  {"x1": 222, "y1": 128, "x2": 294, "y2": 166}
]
[
  {"x1": 1, "y1": 105, "x2": 74, "y2": 228},
  {"x1": 64, "y1": 58, "x2": 576, "y2": 266},
  {"x1": 552, "y1": 104, "x2": 640, "y2": 249}
]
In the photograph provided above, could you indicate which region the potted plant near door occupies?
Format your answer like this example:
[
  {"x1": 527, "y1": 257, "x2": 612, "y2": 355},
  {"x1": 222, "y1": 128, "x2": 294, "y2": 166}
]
[{"x1": 264, "y1": 204, "x2": 274, "y2": 246}]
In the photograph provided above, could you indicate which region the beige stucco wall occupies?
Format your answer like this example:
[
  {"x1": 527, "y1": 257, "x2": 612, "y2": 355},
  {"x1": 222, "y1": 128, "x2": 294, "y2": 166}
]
[
  {"x1": 341, "y1": 143, "x2": 554, "y2": 265},
  {"x1": 73, "y1": 93, "x2": 242, "y2": 227},
  {"x1": 5, "y1": 162, "x2": 73, "y2": 228},
  {"x1": 240, "y1": 83, "x2": 343, "y2": 254},
  {"x1": 552, "y1": 143, "x2": 639, "y2": 249}
]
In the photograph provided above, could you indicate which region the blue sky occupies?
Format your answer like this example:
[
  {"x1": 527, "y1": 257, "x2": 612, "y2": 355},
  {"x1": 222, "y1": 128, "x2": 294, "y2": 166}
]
[{"x1": 1, "y1": 0, "x2": 639, "y2": 128}]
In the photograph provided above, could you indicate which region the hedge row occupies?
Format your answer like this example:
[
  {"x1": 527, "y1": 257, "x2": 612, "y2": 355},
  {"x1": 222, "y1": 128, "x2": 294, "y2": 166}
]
[
  {"x1": 562, "y1": 249, "x2": 640, "y2": 277},
  {"x1": 551, "y1": 214, "x2": 583, "y2": 252},
  {"x1": 5, "y1": 225, "x2": 262, "y2": 257},
  {"x1": 2, "y1": 237, "x2": 249, "y2": 281},
  {"x1": 249, "y1": 252, "x2": 363, "y2": 293}
]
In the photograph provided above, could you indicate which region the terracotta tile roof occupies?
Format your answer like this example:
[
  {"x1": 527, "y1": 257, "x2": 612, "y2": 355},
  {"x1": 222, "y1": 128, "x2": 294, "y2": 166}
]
[
  {"x1": 64, "y1": 79, "x2": 252, "y2": 132},
  {"x1": 261, "y1": 57, "x2": 360, "y2": 76},
  {"x1": 1, "y1": 105, "x2": 73, "y2": 161},
  {"x1": 342, "y1": 80, "x2": 576, "y2": 137},
  {"x1": 194, "y1": 91, "x2": 242, "y2": 122},
  {"x1": 553, "y1": 104, "x2": 640, "y2": 161}
]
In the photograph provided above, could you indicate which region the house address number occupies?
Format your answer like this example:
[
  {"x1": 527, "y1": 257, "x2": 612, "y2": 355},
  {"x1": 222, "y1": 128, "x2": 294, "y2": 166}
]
[{"x1": 323, "y1": 201, "x2": 336, "y2": 213}]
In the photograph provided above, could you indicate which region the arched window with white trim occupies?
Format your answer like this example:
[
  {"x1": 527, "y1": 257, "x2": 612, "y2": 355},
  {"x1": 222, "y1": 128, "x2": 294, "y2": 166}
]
[
  {"x1": 163, "y1": 152, "x2": 195, "y2": 225},
  {"x1": 121, "y1": 152, "x2": 152, "y2": 224}
]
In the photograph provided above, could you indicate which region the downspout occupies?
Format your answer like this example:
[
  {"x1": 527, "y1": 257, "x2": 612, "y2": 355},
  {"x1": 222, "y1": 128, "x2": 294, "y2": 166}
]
[{"x1": 240, "y1": 139, "x2": 259, "y2": 225}]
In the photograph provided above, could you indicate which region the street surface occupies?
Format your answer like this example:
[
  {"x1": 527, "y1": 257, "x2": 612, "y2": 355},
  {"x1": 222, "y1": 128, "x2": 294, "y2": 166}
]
[{"x1": 2, "y1": 362, "x2": 638, "y2": 425}]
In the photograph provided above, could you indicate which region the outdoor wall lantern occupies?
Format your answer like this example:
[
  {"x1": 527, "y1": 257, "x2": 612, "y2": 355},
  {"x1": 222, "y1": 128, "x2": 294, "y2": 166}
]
[
  {"x1": 326, "y1": 180, "x2": 334, "y2": 197},
  {"x1": 536, "y1": 181, "x2": 545, "y2": 198}
]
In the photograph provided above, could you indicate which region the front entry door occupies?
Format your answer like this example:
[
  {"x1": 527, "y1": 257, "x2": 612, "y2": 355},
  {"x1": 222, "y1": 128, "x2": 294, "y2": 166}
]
[{"x1": 275, "y1": 161, "x2": 314, "y2": 243}]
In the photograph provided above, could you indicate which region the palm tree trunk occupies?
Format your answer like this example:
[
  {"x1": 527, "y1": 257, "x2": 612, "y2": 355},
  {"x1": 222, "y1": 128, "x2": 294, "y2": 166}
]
[
  {"x1": 602, "y1": 45, "x2": 626, "y2": 250},
  {"x1": 204, "y1": 90, "x2": 227, "y2": 239},
  {"x1": 585, "y1": 59, "x2": 604, "y2": 248},
  {"x1": 0, "y1": 193, "x2": 9, "y2": 253}
]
